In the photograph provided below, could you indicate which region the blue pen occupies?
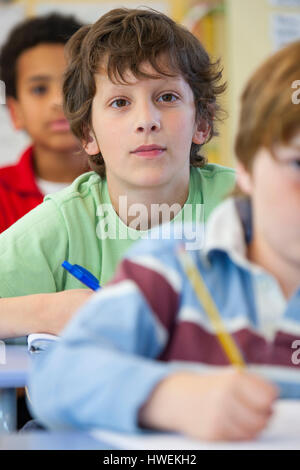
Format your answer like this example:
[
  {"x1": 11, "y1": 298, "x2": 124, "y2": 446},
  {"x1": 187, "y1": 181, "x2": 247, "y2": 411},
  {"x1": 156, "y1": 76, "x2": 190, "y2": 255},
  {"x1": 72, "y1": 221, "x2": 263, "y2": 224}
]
[{"x1": 62, "y1": 261, "x2": 100, "y2": 291}]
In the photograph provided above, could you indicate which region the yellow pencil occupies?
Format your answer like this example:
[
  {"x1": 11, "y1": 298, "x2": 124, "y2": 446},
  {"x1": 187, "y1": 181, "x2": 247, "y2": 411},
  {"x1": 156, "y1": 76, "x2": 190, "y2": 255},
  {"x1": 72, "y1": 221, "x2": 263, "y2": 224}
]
[{"x1": 177, "y1": 247, "x2": 245, "y2": 368}]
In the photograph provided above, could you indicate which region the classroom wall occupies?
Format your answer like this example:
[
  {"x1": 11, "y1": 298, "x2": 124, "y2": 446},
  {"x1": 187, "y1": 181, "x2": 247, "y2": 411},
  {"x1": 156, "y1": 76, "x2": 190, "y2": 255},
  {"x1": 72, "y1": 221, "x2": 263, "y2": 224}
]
[
  {"x1": 226, "y1": 0, "x2": 272, "y2": 157},
  {"x1": 226, "y1": 0, "x2": 300, "y2": 166}
]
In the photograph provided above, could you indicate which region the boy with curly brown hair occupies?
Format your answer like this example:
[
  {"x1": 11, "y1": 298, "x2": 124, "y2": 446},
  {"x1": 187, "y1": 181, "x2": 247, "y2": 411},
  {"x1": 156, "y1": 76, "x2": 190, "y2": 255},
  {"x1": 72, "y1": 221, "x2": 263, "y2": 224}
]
[{"x1": 0, "y1": 8, "x2": 234, "y2": 339}]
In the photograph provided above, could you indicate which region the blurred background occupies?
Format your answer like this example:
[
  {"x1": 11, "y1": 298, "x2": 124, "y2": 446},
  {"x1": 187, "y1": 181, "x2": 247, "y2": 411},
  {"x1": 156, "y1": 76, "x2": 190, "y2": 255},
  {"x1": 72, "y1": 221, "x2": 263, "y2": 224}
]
[{"x1": 1, "y1": 0, "x2": 300, "y2": 169}]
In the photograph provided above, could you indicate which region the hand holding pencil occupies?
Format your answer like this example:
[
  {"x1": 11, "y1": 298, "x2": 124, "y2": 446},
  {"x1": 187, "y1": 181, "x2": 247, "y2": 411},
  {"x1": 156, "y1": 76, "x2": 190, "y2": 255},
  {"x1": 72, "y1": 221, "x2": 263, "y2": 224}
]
[
  {"x1": 139, "y1": 246, "x2": 278, "y2": 442},
  {"x1": 139, "y1": 366, "x2": 278, "y2": 441}
]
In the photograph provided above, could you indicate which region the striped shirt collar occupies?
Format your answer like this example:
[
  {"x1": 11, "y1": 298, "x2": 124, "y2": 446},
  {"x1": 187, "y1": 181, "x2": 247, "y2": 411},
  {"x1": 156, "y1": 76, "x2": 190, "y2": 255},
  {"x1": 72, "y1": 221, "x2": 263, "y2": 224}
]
[
  {"x1": 203, "y1": 197, "x2": 264, "y2": 274},
  {"x1": 203, "y1": 197, "x2": 288, "y2": 339}
]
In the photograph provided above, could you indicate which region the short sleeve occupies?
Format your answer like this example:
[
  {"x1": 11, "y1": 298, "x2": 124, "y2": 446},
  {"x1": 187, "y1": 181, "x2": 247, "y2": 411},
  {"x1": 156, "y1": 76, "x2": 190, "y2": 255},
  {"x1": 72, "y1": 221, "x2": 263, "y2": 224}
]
[{"x1": 0, "y1": 199, "x2": 69, "y2": 297}]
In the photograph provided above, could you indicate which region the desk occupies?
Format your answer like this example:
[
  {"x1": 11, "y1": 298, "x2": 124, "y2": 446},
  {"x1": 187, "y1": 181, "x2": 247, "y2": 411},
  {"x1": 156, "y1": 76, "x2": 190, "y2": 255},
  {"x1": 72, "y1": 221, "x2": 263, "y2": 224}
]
[{"x1": 0, "y1": 345, "x2": 30, "y2": 432}]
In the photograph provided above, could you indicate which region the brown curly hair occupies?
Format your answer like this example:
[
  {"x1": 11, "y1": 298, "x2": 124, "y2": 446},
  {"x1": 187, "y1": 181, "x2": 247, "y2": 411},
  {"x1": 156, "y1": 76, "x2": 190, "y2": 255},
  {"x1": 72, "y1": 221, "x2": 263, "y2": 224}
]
[{"x1": 63, "y1": 7, "x2": 226, "y2": 177}]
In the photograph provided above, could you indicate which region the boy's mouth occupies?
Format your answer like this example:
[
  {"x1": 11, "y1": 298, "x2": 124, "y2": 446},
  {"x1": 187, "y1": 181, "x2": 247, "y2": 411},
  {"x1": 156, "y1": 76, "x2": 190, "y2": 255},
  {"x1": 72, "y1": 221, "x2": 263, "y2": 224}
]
[
  {"x1": 49, "y1": 119, "x2": 71, "y2": 132},
  {"x1": 131, "y1": 144, "x2": 166, "y2": 158}
]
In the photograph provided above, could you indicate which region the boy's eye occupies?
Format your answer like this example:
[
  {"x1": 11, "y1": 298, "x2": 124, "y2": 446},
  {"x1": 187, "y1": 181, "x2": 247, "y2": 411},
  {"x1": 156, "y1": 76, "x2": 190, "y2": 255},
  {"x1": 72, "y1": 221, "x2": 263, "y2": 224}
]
[
  {"x1": 31, "y1": 85, "x2": 48, "y2": 95},
  {"x1": 111, "y1": 98, "x2": 130, "y2": 108},
  {"x1": 288, "y1": 159, "x2": 300, "y2": 170},
  {"x1": 158, "y1": 93, "x2": 178, "y2": 103}
]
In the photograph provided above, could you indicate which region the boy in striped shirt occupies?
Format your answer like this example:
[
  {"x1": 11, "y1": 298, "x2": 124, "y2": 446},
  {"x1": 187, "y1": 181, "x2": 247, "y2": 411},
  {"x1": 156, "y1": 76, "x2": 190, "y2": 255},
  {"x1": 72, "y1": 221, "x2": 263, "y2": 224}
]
[{"x1": 29, "y1": 39, "x2": 300, "y2": 442}]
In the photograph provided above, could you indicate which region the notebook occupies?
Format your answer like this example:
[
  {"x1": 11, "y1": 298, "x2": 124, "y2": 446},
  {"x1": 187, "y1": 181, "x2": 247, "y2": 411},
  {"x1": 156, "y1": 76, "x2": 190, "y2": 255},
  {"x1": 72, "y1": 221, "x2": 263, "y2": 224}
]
[{"x1": 27, "y1": 333, "x2": 59, "y2": 353}]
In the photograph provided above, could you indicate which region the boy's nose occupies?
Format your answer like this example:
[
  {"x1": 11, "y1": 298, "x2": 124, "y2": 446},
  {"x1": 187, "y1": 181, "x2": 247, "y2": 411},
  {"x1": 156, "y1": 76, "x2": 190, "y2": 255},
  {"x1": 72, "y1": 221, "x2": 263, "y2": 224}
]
[
  {"x1": 51, "y1": 86, "x2": 63, "y2": 109},
  {"x1": 134, "y1": 103, "x2": 161, "y2": 134}
]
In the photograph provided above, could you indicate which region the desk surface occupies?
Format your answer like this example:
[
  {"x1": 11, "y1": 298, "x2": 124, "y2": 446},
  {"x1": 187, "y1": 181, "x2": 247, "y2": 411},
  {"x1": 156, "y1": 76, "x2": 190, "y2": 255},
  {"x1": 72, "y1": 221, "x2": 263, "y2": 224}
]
[
  {"x1": 0, "y1": 431, "x2": 114, "y2": 450},
  {"x1": 0, "y1": 345, "x2": 29, "y2": 388}
]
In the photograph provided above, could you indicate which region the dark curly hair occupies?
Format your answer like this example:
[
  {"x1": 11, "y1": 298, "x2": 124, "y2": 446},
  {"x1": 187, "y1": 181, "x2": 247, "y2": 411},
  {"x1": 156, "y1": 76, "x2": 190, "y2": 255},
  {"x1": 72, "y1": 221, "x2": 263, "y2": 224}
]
[
  {"x1": 63, "y1": 7, "x2": 226, "y2": 177},
  {"x1": 0, "y1": 13, "x2": 83, "y2": 99}
]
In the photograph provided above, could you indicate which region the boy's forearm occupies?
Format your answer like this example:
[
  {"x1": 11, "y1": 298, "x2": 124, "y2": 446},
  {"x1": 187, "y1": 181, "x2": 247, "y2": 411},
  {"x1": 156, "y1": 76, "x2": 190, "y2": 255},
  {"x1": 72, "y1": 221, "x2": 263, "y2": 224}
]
[
  {"x1": 0, "y1": 289, "x2": 93, "y2": 338},
  {"x1": 0, "y1": 294, "x2": 50, "y2": 338}
]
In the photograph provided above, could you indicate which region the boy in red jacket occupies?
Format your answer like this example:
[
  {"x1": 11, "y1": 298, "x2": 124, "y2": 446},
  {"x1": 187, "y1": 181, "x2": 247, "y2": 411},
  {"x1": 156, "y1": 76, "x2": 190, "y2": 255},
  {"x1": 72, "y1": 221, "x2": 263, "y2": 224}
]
[{"x1": 0, "y1": 13, "x2": 89, "y2": 233}]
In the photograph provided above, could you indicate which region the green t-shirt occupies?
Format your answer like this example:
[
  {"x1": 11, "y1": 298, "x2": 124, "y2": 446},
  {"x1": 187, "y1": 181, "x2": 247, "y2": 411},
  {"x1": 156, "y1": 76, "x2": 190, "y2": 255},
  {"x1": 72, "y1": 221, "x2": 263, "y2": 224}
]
[{"x1": 0, "y1": 165, "x2": 235, "y2": 297}]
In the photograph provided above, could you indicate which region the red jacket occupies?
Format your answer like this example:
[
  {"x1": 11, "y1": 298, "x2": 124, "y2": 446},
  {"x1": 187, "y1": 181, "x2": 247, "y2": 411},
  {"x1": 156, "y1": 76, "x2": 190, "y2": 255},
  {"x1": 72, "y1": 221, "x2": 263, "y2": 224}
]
[{"x1": 0, "y1": 146, "x2": 44, "y2": 233}]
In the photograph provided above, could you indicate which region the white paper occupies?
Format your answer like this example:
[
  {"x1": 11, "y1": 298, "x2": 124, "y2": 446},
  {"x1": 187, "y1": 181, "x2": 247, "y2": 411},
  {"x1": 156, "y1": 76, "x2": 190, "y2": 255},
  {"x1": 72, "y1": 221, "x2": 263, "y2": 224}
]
[
  {"x1": 0, "y1": 5, "x2": 25, "y2": 48},
  {"x1": 0, "y1": 107, "x2": 30, "y2": 166},
  {"x1": 269, "y1": 0, "x2": 300, "y2": 7},
  {"x1": 271, "y1": 12, "x2": 300, "y2": 50},
  {"x1": 91, "y1": 400, "x2": 300, "y2": 450}
]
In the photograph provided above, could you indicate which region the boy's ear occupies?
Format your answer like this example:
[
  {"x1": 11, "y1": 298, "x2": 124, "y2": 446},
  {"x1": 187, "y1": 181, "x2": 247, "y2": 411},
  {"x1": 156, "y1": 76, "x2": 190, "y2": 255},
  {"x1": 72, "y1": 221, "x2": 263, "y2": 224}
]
[
  {"x1": 6, "y1": 97, "x2": 25, "y2": 130},
  {"x1": 192, "y1": 118, "x2": 211, "y2": 145},
  {"x1": 83, "y1": 129, "x2": 100, "y2": 155},
  {"x1": 236, "y1": 162, "x2": 253, "y2": 195}
]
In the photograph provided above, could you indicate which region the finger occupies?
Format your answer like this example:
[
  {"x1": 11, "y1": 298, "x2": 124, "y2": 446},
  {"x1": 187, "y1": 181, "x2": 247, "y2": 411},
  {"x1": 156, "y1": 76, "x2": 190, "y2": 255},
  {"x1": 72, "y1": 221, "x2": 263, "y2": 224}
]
[
  {"x1": 235, "y1": 372, "x2": 278, "y2": 413},
  {"x1": 217, "y1": 418, "x2": 258, "y2": 442},
  {"x1": 208, "y1": 405, "x2": 262, "y2": 442},
  {"x1": 226, "y1": 391, "x2": 273, "y2": 437}
]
